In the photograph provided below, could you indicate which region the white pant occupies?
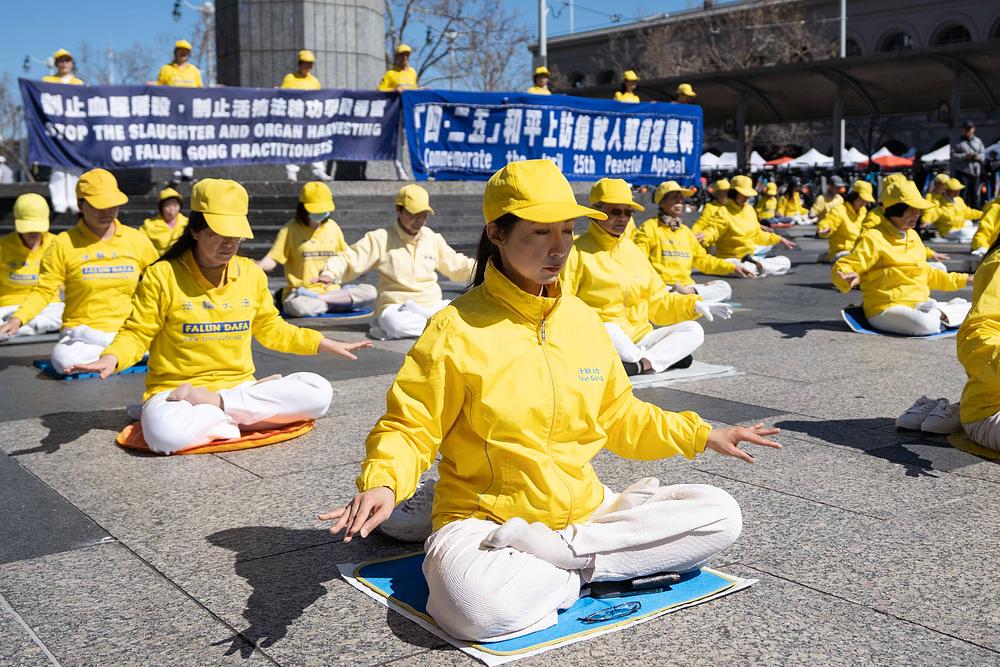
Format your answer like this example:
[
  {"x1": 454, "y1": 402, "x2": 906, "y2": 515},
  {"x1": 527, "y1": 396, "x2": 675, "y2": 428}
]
[
  {"x1": 725, "y1": 255, "x2": 791, "y2": 277},
  {"x1": 927, "y1": 261, "x2": 947, "y2": 272},
  {"x1": 867, "y1": 299, "x2": 971, "y2": 336},
  {"x1": 49, "y1": 169, "x2": 80, "y2": 214},
  {"x1": 51, "y1": 325, "x2": 117, "y2": 374},
  {"x1": 964, "y1": 412, "x2": 1000, "y2": 452},
  {"x1": 283, "y1": 284, "x2": 377, "y2": 318},
  {"x1": 371, "y1": 299, "x2": 450, "y2": 340},
  {"x1": 0, "y1": 303, "x2": 64, "y2": 338},
  {"x1": 139, "y1": 371, "x2": 333, "y2": 454},
  {"x1": 285, "y1": 162, "x2": 330, "y2": 180},
  {"x1": 692, "y1": 280, "x2": 732, "y2": 303},
  {"x1": 423, "y1": 480, "x2": 742, "y2": 642},
  {"x1": 944, "y1": 225, "x2": 975, "y2": 243},
  {"x1": 604, "y1": 320, "x2": 704, "y2": 373}
]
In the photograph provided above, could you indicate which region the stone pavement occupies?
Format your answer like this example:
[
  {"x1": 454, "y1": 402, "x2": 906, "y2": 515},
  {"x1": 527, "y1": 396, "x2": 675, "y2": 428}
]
[{"x1": 2, "y1": 226, "x2": 998, "y2": 666}]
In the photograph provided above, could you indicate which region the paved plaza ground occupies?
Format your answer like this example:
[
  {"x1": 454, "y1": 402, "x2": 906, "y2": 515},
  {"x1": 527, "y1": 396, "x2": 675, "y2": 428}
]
[{"x1": 1, "y1": 225, "x2": 997, "y2": 666}]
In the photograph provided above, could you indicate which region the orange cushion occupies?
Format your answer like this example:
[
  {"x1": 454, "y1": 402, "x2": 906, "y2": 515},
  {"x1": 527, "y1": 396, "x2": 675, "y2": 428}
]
[{"x1": 116, "y1": 419, "x2": 315, "y2": 455}]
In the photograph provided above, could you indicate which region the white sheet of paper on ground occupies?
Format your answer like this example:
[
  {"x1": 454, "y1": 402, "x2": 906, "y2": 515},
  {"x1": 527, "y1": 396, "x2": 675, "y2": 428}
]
[
  {"x1": 629, "y1": 361, "x2": 738, "y2": 389},
  {"x1": 337, "y1": 562, "x2": 755, "y2": 667}
]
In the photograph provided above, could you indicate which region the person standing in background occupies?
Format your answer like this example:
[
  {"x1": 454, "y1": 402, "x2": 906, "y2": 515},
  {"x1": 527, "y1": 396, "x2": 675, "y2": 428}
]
[
  {"x1": 378, "y1": 44, "x2": 418, "y2": 92},
  {"x1": 954, "y1": 121, "x2": 985, "y2": 208},
  {"x1": 280, "y1": 50, "x2": 332, "y2": 182},
  {"x1": 156, "y1": 40, "x2": 203, "y2": 182},
  {"x1": 41, "y1": 49, "x2": 83, "y2": 215},
  {"x1": 614, "y1": 70, "x2": 640, "y2": 103},
  {"x1": 675, "y1": 83, "x2": 696, "y2": 104},
  {"x1": 526, "y1": 66, "x2": 552, "y2": 95}
]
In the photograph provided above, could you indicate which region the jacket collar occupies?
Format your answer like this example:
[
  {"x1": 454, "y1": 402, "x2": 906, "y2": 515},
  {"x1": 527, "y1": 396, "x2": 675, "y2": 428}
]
[
  {"x1": 876, "y1": 213, "x2": 909, "y2": 241},
  {"x1": 393, "y1": 221, "x2": 424, "y2": 245},
  {"x1": 181, "y1": 249, "x2": 241, "y2": 291},
  {"x1": 584, "y1": 220, "x2": 623, "y2": 251},
  {"x1": 482, "y1": 260, "x2": 561, "y2": 324},
  {"x1": 76, "y1": 218, "x2": 123, "y2": 242}
]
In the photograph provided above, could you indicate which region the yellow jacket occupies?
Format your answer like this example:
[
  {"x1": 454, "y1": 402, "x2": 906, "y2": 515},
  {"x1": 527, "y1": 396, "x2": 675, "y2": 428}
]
[
  {"x1": 156, "y1": 62, "x2": 203, "y2": 87},
  {"x1": 357, "y1": 261, "x2": 711, "y2": 530},
  {"x1": 958, "y1": 248, "x2": 1000, "y2": 423},
  {"x1": 810, "y1": 193, "x2": 843, "y2": 220},
  {"x1": 633, "y1": 217, "x2": 737, "y2": 286},
  {"x1": 13, "y1": 220, "x2": 158, "y2": 331},
  {"x1": 104, "y1": 252, "x2": 323, "y2": 401},
  {"x1": 613, "y1": 91, "x2": 640, "y2": 103},
  {"x1": 41, "y1": 75, "x2": 83, "y2": 85},
  {"x1": 526, "y1": 86, "x2": 551, "y2": 95},
  {"x1": 777, "y1": 193, "x2": 807, "y2": 217},
  {"x1": 971, "y1": 204, "x2": 1000, "y2": 252},
  {"x1": 141, "y1": 213, "x2": 189, "y2": 256},
  {"x1": 920, "y1": 192, "x2": 948, "y2": 224},
  {"x1": 701, "y1": 199, "x2": 782, "y2": 259},
  {"x1": 817, "y1": 202, "x2": 867, "y2": 259},
  {"x1": 266, "y1": 219, "x2": 348, "y2": 299},
  {"x1": 832, "y1": 214, "x2": 968, "y2": 318},
  {"x1": 377, "y1": 67, "x2": 417, "y2": 91},
  {"x1": 754, "y1": 196, "x2": 777, "y2": 221},
  {"x1": 865, "y1": 206, "x2": 936, "y2": 260},
  {"x1": 0, "y1": 231, "x2": 58, "y2": 307},
  {"x1": 928, "y1": 196, "x2": 983, "y2": 236},
  {"x1": 561, "y1": 222, "x2": 702, "y2": 343},
  {"x1": 692, "y1": 201, "x2": 726, "y2": 241},
  {"x1": 320, "y1": 222, "x2": 474, "y2": 315},
  {"x1": 280, "y1": 72, "x2": 321, "y2": 90}
]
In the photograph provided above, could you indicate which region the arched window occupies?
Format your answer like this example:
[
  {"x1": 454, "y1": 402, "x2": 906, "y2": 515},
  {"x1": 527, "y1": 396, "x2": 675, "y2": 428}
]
[
  {"x1": 878, "y1": 30, "x2": 913, "y2": 52},
  {"x1": 932, "y1": 23, "x2": 972, "y2": 45},
  {"x1": 597, "y1": 69, "x2": 615, "y2": 85},
  {"x1": 569, "y1": 71, "x2": 586, "y2": 88},
  {"x1": 988, "y1": 18, "x2": 1000, "y2": 39}
]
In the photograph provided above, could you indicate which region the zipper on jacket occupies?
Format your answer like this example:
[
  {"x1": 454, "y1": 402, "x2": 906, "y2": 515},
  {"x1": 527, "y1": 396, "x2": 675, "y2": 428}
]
[{"x1": 538, "y1": 312, "x2": 575, "y2": 527}]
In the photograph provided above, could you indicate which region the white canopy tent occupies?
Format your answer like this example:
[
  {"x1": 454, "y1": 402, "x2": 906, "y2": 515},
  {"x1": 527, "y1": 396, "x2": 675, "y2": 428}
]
[
  {"x1": 871, "y1": 146, "x2": 894, "y2": 158},
  {"x1": 921, "y1": 145, "x2": 950, "y2": 163},
  {"x1": 790, "y1": 148, "x2": 833, "y2": 169},
  {"x1": 700, "y1": 152, "x2": 720, "y2": 170},
  {"x1": 842, "y1": 147, "x2": 868, "y2": 165},
  {"x1": 716, "y1": 152, "x2": 738, "y2": 169}
]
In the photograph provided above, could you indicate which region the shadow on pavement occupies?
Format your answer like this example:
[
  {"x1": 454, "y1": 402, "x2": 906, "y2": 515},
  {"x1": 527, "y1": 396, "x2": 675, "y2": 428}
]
[
  {"x1": 762, "y1": 320, "x2": 849, "y2": 339},
  {"x1": 8, "y1": 408, "x2": 130, "y2": 456}
]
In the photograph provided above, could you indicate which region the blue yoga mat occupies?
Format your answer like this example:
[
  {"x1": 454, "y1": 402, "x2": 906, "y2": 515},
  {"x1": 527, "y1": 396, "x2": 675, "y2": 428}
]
[
  {"x1": 33, "y1": 359, "x2": 148, "y2": 381},
  {"x1": 346, "y1": 552, "x2": 745, "y2": 662},
  {"x1": 281, "y1": 307, "x2": 373, "y2": 321},
  {"x1": 841, "y1": 306, "x2": 958, "y2": 339}
]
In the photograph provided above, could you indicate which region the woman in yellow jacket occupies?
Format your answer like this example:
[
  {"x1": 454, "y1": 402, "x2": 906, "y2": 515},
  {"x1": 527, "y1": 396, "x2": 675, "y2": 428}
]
[
  {"x1": 319, "y1": 159, "x2": 780, "y2": 643},
  {"x1": 42, "y1": 49, "x2": 84, "y2": 215},
  {"x1": 634, "y1": 180, "x2": 753, "y2": 303},
  {"x1": 701, "y1": 175, "x2": 796, "y2": 276},
  {"x1": 613, "y1": 70, "x2": 640, "y2": 103},
  {"x1": 754, "y1": 182, "x2": 780, "y2": 226},
  {"x1": 71, "y1": 179, "x2": 370, "y2": 455},
  {"x1": 0, "y1": 169, "x2": 159, "y2": 373},
  {"x1": 777, "y1": 181, "x2": 808, "y2": 221},
  {"x1": 691, "y1": 178, "x2": 729, "y2": 243},
  {"x1": 280, "y1": 50, "x2": 332, "y2": 182},
  {"x1": 817, "y1": 180, "x2": 875, "y2": 262},
  {"x1": 258, "y1": 182, "x2": 376, "y2": 317},
  {"x1": 141, "y1": 188, "x2": 189, "y2": 256},
  {"x1": 926, "y1": 178, "x2": 983, "y2": 242},
  {"x1": 0, "y1": 194, "x2": 63, "y2": 341},
  {"x1": 958, "y1": 243, "x2": 1000, "y2": 449},
  {"x1": 319, "y1": 184, "x2": 474, "y2": 339},
  {"x1": 833, "y1": 179, "x2": 972, "y2": 336},
  {"x1": 562, "y1": 178, "x2": 732, "y2": 376}
]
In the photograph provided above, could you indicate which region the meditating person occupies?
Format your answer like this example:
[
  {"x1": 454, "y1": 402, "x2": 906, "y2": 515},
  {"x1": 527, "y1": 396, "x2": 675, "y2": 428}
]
[
  {"x1": 0, "y1": 169, "x2": 159, "y2": 373},
  {"x1": 817, "y1": 180, "x2": 875, "y2": 262},
  {"x1": 971, "y1": 197, "x2": 1000, "y2": 257},
  {"x1": 318, "y1": 184, "x2": 475, "y2": 340},
  {"x1": 634, "y1": 180, "x2": 754, "y2": 303},
  {"x1": 776, "y1": 181, "x2": 808, "y2": 223},
  {"x1": 141, "y1": 187, "x2": 188, "y2": 256},
  {"x1": 862, "y1": 173, "x2": 950, "y2": 268},
  {"x1": 691, "y1": 178, "x2": 729, "y2": 243},
  {"x1": 925, "y1": 178, "x2": 983, "y2": 242},
  {"x1": 319, "y1": 159, "x2": 781, "y2": 644},
  {"x1": 700, "y1": 175, "x2": 796, "y2": 276},
  {"x1": 832, "y1": 178, "x2": 972, "y2": 336},
  {"x1": 753, "y1": 182, "x2": 780, "y2": 227},
  {"x1": 563, "y1": 178, "x2": 732, "y2": 376},
  {"x1": 70, "y1": 179, "x2": 370, "y2": 455},
  {"x1": 958, "y1": 239, "x2": 1000, "y2": 450},
  {"x1": 257, "y1": 181, "x2": 376, "y2": 317},
  {"x1": 809, "y1": 175, "x2": 844, "y2": 222},
  {"x1": 0, "y1": 194, "x2": 63, "y2": 341}
]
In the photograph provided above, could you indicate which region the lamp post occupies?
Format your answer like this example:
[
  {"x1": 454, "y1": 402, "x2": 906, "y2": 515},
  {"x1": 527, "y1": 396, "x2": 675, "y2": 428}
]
[
  {"x1": 444, "y1": 28, "x2": 458, "y2": 90},
  {"x1": 538, "y1": 0, "x2": 547, "y2": 67}
]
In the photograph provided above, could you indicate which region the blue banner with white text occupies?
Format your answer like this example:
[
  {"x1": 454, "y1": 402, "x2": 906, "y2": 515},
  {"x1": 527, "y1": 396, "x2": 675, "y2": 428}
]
[
  {"x1": 20, "y1": 79, "x2": 400, "y2": 169},
  {"x1": 401, "y1": 90, "x2": 702, "y2": 185}
]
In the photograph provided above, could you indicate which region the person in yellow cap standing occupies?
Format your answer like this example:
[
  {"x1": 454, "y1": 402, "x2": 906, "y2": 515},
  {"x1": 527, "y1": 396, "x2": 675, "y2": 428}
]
[
  {"x1": 614, "y1": 70, "x2": 640, "y2": 103},
  {"x1": 526, "y1": 66, "x2": 551, "y2": 95},
  {"x1": 701, "y1": 175, "x2": 796, "y2": 276},
  {"x1": 320, "y1": 158, "x2": 780, "y2": 642},
  {"x1": 141, "y1": 188, "x2": 189, "y2": 256},
  {"x1": 0, "y1": 169, "x2": 159, "y2": 372},
  {"x1": 925, "y1": 178, "x2": 983, "y2": 242},
  {"x1": 42, "y1": 49, "x2": 83, "y2": 85},
  {"x1": 156, "y1": 40, "x2": 203, "y2": 181},
  {"x1": 71, "y1": 179, "x2": 371, "y2": 454},
  {"x1": 562, "y1": 178, "x2": 733, "y2": 376},
  {"x1": 675, "y1": 83, "x2": 696, "y2": 104},
  {"x1": 378, "y1": 44, "x2": 418, "y2": 92},
  {"x1": 0, "y1": 194, "x2": 64, "y2": 341},
  {"x1": 280, "y1": 50, "x2": 332, "y2": 182},
  {"x1": 258, "y1": 181, "x2": 376, "y2": 317},
  {"x1": 691, "y1": 178, "x2": 729, "y2": 242},
  {"x1": 42, "y1": 49, "x2": 85, "y2": 215},
  {"x1": 958, "y1": 239, "x2": 1000, "y2": 449},
  {"x1": 816, "y1": 180, "x2": 875, "y2": 262},
  {"x1": 635, "y1": 181, "x2": 754, "y2": 304},
  {"x1": 319, "y1": 184, "x2": 474, "y2": 339},
  {"x1": 833, "y1": 178, "x2": 972, "y2": 336}
]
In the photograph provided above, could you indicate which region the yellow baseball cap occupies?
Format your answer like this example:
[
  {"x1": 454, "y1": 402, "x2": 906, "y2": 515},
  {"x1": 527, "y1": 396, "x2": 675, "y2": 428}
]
[
  {"x1": 653, "y1": 181, "x2": 695, "y2": 204},
  {"x1": 933, "y1": 173, "x2": 950, "y2": 184},
  {"x1": 52, "y1": 49, "x2": 73, "y2": 61},
  {"x1": 396, "y1": 184, "x2": 434, "y2": 215},
  {"x1": 729, "y1": 174, "x2": 757, "y2": 198},
  {"x1": 483, "y1": 159, "x2": 606, "y2": 224},
  {"x1": 676, "y1": 83, "x2": 696, "y2": 97},
  {"x1": 623, "y1": 70, "x2": 639, "y2": 82},
  {"x1": 534, "y1": 66, "x2": 550, "y2": 77},
  {"x1": 882, "y1": 179, "x2": 932, "y2": 210},
  {"x1": 590, "y1": 178, "x2": 644, "y2": 211},
  {"x1": 298, "y1": 49, "x2": 316, "y2": 63},
  {"x1": 850, "y1": 180, "x2": 875, "y2": 203},
  {"x1": 714, "y1": 178, "x2": 731, "y2": 191},
  {"x1": 77, "y1": 169, "x2": 128, "y2": 209},
  {"x1": 158, "y1": 187, "x2": 182, "y2": 202},
  {"x1": 765, "y1": 182, "x2": 778, "y2": 196},
  {"x1": 395, "y1": 44, "x2": 412, "y2": 55},
  {"x1": 946, "y1": 177, "x2": 964, "y2": 191},
  {"x1": 191, "y1": 179, "x2": 253, "y2": 238},
  {"x1": 300, "y1": 181, "x2": 335, "y2": 213},
  {"x1": 175, "y1": 39, "x2": 193, "y2": 51},
  {"x1": 13, "y1": 193, "x2": 50, "y2": 234}
]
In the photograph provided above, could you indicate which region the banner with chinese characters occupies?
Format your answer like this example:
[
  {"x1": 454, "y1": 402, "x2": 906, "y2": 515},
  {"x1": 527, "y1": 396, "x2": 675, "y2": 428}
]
[
  {"x1": 401, "y1": 90, "x2": 702, "y2": 185},
  {"x1": 19, "y1": 79, "x2": 401, "y2": 169}
]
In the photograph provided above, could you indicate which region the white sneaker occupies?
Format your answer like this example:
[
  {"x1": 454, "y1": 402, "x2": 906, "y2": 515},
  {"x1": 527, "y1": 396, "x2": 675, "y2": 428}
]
[
  {"x1": 377, "y1": 477, "x2": 436, "y2": 543},
  {"x1": 895, "y1": 395, "x2": 937, "y2": 430},
  {"x1": 311, "y1": 168, "x2": 333, "y2": 181},
  {"x1": 921, "y1": 399, "x2": 962, "y2": 434}
]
